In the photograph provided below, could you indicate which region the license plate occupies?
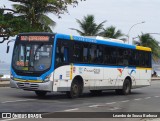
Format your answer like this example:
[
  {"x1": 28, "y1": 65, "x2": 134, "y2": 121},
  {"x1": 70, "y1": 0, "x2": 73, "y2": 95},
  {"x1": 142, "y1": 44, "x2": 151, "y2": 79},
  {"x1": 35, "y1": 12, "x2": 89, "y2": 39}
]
[{"x1": 24, "y1": 83, "x2": 30, "y2": 88}]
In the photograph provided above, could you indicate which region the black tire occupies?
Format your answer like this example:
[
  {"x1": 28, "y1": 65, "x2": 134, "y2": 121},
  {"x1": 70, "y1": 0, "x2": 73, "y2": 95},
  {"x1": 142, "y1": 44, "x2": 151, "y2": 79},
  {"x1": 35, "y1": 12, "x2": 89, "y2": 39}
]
[
  {"x1": 115, "y1": 79, "x2": 131, "y2": 95},
  {"x1": 35, "y1": 91, "x2": 47, "y2": 97},
  {"x1": 66, "y1": 79, "x2": 82, "y2": 98},
  {"x1": 79, "y1": 83, "x2": 83, "y2": 96},
  {"x1": 90, "y1": 90, "x2": 102, "y2": 95}
]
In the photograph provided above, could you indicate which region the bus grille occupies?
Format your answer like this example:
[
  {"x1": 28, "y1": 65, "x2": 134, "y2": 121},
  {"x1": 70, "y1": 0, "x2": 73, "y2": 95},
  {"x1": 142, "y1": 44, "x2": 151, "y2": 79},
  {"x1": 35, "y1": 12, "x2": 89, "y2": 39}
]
[{"x1": 17, "y1": 82, "x2": 39, "y2": 90}]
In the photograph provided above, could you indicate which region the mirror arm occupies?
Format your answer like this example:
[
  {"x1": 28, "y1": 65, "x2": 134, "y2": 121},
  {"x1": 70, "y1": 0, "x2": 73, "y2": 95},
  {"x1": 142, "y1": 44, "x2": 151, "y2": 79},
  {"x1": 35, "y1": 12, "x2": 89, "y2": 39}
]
[{"x1": 6, "y1": 39, "x2": 15, "y2": 53}]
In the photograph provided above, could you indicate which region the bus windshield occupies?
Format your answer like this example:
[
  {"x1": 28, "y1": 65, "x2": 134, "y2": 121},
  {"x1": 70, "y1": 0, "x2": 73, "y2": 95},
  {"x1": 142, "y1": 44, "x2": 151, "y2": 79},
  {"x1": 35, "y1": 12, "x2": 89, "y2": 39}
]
[{"x1": 12, "y1": 42, "x2": 53, "y2": 76}]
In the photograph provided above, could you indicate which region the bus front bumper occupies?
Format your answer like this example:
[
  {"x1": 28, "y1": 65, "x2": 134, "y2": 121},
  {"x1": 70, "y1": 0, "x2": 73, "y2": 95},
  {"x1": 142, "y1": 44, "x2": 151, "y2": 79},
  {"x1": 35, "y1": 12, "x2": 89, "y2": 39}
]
[{"x1": 10, "y1": 79, "x2": 53, "y2": 92}]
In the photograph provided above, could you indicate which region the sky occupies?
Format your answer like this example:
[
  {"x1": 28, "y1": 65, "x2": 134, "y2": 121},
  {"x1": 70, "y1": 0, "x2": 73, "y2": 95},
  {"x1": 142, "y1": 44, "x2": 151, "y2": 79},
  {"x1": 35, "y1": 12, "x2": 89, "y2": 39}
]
[{"x1": 0, "y1": 0, "x2": 160, "y2": 64}]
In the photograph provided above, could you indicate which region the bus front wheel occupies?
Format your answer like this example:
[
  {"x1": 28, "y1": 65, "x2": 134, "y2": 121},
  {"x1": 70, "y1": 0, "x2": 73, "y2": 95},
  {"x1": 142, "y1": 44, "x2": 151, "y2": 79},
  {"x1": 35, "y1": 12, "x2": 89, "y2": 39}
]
[
  {"x1": 66, "y1": 80, "x2": 81, "y2": 98},
  {"x1": 35, "y1": 91, "x2": 47, "y2": 97}
]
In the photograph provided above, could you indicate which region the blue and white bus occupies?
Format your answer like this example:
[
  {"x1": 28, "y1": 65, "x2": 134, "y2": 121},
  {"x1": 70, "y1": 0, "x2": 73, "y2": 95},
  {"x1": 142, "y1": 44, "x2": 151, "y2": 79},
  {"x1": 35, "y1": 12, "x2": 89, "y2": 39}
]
[{"x1": 10, "y1": 32, "x2": 152, "y2": 98}]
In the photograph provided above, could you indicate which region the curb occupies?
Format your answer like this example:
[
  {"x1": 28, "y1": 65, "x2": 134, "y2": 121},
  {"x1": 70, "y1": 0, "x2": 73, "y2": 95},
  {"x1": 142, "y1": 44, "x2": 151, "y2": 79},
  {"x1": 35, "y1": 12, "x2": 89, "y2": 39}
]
[
  {"x1": 0, "y1": 83, "x2": 10, "y2": 87},
  {"x1": 0, "y1": 79, "x2": 10, "y2": 87}
]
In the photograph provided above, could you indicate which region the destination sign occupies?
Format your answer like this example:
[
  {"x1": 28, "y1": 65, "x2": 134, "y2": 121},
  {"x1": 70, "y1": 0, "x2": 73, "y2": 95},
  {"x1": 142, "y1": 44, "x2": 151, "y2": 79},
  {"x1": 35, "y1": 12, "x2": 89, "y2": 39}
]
[{"x1": 20, "y1": 36, "x2": 50, "y2": 42}]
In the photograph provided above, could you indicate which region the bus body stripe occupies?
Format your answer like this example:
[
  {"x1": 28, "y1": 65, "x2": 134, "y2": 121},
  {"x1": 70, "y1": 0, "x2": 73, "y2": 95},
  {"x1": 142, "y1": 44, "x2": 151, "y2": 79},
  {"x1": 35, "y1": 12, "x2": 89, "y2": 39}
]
[
  {"x1": 14, "y1": 78, "x2": 43, "y2": 83},
  {"x1": 74, "y1": 64, "x2": 151, "y2": 70},
  {"x1": 136, "y1": 67, "x2": 152, "y2": 70},
  {"x1": 70, "y1": 64, "x2": 73, "y2": 80},
  {"x1": 70, "y1": 35, "x2": 73, "y2": 40},
  {"x1": 136, "y1": 46, "x2": 151, "y2": 51}
]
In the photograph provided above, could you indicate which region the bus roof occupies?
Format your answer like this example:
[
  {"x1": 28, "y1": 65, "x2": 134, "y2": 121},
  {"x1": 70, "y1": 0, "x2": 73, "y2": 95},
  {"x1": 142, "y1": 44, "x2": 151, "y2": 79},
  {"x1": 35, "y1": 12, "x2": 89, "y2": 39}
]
[
  {"x1": 55, "y1": 33, "x2": 152, "y2": 52},
  {"x1": 16, "y1": 32, "x2": 151, "y2": 52}
]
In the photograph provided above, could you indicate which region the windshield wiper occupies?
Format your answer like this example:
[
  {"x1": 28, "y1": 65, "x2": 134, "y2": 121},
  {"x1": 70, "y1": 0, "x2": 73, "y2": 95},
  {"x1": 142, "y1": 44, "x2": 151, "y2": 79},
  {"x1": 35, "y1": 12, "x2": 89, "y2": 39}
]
[{"x1": 34, "y1": 43, "x2": 44, "y2": 60}]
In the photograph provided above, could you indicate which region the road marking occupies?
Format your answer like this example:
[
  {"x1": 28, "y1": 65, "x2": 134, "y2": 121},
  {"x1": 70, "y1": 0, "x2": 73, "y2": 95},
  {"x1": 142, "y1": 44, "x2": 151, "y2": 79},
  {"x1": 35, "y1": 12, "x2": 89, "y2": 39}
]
[
  {"x1": 1, "y1": 99, "x2": 36, "y2": 104},
  {"x1": 134, "y1": 98, "x2": 142, "y2": 101},
  {"x1": 88, "y1": 105, "x2": 100, "y2": 108},
  {"x1": 135, "y1": 88, "x2": 142, "y2": 90},
  {"x1": 106, "y1": 102, "x2": 116, "y2": 105},
  {"x1": 0, "y1": 87, "x2": 10, "y2": 89},
  {"x1": 155, "y1": 96, "x2": 160, "y2": 98},
  {"x1": 145, "y1": 97, "x2": 151, "y2": 99},
  {"x1": 121, "y1": 100, "x2": 130, "y2": 103},
  {"x1": 64, "y1": 108, "x2": 79, "y2": 112},
  {"x1": 109, "y1": 107, "x2": 121, "y2": 111},
  {"x1": 51, "y1": 100, "x2": 69, "y2": 103}
]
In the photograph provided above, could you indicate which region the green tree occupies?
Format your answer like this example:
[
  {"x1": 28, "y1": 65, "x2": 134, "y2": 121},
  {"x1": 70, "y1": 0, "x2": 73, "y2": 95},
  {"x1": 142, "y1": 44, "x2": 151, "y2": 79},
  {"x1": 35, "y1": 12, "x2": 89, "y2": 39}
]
[
  {"x1": 9, "y1": 0, "x2": 85, "y2": 32},
  {"x1": 0, "y1": 9, "x2": 39, "y2": 43},
  {"x1": 0, "y1": 10, "x2": 23, "y2": 42},
  {"x1": 100, "y1": 26, "x2": 124, "y2": 39},
  {"x1": 70, "y1": 15, "x2": 106, "y2": 36},
  {"x1": 0, "y1": 0, "x2": 85, "y2": 42},
  {"x1": 134, "y1": 33, "x2": 160, "y2": 60}
]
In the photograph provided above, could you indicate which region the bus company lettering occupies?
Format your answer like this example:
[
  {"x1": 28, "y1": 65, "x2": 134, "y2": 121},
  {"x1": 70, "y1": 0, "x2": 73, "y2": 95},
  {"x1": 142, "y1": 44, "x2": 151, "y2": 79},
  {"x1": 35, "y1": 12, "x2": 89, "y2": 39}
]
[
  {"x1": 73, "y1": 36, "x2": 97, "y2": 43},
  {"x1": 84, "y1": 68, "x2": 100, "y2": 74}
]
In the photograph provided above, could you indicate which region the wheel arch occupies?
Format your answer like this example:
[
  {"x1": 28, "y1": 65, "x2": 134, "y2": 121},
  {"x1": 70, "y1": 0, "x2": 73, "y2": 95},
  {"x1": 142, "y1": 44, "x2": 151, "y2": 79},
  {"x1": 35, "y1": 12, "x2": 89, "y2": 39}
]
[
  {"x1": 72, "y1": 75, "x2": 84, "y2": 87},
  {"x1": 125, "y1": 76, "x2": 132, "y2": 88}
]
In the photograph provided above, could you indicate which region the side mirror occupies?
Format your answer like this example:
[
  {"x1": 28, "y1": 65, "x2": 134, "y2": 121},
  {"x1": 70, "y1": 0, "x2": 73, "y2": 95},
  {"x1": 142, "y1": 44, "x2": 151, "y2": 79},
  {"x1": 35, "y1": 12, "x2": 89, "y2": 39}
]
[
  {"x1": 6, "y1": 39, "x2": 15, "y2": 53},
  {"x1": 6, "y1": 45, "x2": 10, "y2": 53}
]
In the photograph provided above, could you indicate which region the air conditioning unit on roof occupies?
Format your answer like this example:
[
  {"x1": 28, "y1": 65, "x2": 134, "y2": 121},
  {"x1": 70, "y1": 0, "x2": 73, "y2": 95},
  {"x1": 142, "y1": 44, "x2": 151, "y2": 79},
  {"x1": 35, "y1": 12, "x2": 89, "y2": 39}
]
[{"x1": 96, "y1": 36, "x2": 124, "y2": 43}]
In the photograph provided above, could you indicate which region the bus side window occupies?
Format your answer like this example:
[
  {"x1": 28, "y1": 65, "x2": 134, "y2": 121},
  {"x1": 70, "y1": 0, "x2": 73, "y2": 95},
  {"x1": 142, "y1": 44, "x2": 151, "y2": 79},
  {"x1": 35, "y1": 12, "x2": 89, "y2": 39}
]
[
  {"x1": 64, "y1": 47, "x2": 69, "y2": 63},
  {"x1": 89, "y1": 44, "x2": 97, "y2": 63},
  {"x1": 104, "y1": 46, "x2": 110, "y2": 64},
  {"x1": 56, "y1": 46, "x2": 62, "y2": 64},
  {"x1": 134, "y1": 51, "x2": 139, "y2": 67},
  {"x1": 144, "y1": 52, "x2": 150, "y2": 68},
  {"x1": 55, "y1": 41, "x2": 64, "y2": 67},
  {"x1": 139, "y1": 51, "x2": 146, "y2": 67},
  {"x1": 97, "y1": 45, "x2": 103, "y2": 64},
  {"x1": 73, "y1": 42, "x2": 83, "y2": 63},
  {"x1": 117, "y1": 48, "x2": 123, "y2": 65},
  {"x1": 56, "y1": 40, "x2": 70, "y2": 67},
  {"x1": 123, "y1": 50, "x2": 129, "y2": 66},
  {"x1": 83, "y1": 47, "x2": 88, "y2": 62}
]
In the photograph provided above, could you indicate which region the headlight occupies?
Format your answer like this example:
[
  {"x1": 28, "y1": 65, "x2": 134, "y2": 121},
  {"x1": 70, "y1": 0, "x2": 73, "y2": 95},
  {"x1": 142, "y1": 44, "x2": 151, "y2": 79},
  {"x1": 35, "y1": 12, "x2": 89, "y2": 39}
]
[{"x1": 44, "y1": 75, "x2": 51, "y2": 82}]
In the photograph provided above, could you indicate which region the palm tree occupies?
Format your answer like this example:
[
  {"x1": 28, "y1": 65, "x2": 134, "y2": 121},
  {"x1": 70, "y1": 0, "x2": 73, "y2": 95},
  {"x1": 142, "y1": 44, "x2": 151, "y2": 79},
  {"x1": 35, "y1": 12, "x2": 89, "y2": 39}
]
[
  {"x1": 100, "y1": 26, "x2": 124, "y2": 39},
  {"x1": 9, "y1": 0, "x2": 85, "y2": 32},
  {"x1": 70, "y1": 15, "x2": 106, "y2": 36},
  {"x1": 134, "y1": 33, "x2": 160, "y2": 60},
  {"x1": 9, "y1": 0, "x2": 59, "y2": 32}
]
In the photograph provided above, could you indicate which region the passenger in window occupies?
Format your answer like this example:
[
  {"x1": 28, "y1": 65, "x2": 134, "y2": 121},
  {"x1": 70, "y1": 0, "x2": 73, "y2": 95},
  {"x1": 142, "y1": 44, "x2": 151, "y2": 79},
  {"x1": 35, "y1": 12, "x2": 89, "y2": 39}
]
[
  {"x1": 104, "y1": 55, "x2": 109, "y2": 64},
  {"x1": 93, "y1": 50, "x2": 98, "y2": 63},
  {"x1": 97, "y1": 52, "x2": 103, "y2": 63}
]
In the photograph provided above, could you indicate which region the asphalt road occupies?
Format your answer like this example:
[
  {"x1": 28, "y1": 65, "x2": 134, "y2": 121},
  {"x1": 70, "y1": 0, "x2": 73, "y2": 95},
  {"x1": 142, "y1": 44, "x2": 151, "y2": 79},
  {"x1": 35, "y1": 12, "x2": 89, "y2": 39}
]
[{"x1": 0, "y1": 81, "x2": 160, "y2": 121}]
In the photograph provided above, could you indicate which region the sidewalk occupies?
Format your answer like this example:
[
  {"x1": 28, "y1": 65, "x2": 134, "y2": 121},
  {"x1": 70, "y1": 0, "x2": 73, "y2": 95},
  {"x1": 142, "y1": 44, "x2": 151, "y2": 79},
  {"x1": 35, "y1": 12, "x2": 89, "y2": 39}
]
[
  {"x1": 0, "y1": 79, "x2": 10, "y2": 87},
  {"x1": 0, "y1": 81, "x2": 10, "y2": 87}
]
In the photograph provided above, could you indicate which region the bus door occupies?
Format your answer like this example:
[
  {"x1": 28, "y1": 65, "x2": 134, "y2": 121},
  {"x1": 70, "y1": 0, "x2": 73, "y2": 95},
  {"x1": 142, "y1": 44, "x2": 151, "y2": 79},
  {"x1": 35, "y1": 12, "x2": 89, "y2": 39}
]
[{"x1": 54, "y1": 40, "x2": 70, "y2": 90}]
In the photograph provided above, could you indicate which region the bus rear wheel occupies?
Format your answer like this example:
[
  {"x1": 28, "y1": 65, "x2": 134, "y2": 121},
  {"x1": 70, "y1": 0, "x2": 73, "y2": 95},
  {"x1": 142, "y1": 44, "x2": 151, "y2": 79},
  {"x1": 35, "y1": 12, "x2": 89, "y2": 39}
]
[
  {"x1": 66, "y1": 79, "x2": 82, "y2": 98},
  {"x1": 116, "y1": 79, "x2": 131, "y2": 95},
  {"x1": 35, "y1": 91, "x2": 47, "y2": 97}
]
